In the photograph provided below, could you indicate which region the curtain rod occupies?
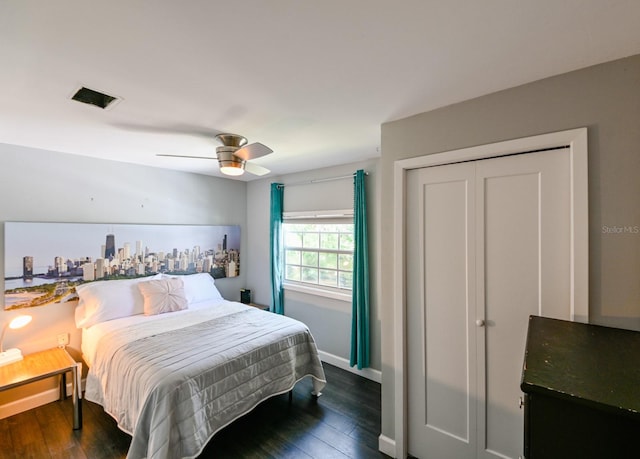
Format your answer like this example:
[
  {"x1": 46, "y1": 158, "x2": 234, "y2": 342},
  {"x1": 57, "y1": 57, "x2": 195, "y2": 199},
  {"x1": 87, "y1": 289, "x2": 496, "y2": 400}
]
[{"x1": 278, "y1": 171, "x2": 368, "y2": 188}]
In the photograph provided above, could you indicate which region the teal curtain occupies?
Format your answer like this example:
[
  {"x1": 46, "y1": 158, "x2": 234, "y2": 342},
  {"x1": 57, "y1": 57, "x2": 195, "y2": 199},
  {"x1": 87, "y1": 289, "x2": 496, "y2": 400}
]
[
  {"x1": 270, "y1": 183, "x2": 285, "y2": 315},
  {"x1": 350, "y1": 169, "x2": 370, "y2": 369}
]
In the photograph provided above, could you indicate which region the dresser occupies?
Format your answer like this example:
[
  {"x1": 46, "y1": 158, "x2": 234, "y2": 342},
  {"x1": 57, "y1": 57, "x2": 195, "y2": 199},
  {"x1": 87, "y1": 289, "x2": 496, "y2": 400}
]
[{"x1": 520, "y1": 315, "x2": 640, "y2": 459}]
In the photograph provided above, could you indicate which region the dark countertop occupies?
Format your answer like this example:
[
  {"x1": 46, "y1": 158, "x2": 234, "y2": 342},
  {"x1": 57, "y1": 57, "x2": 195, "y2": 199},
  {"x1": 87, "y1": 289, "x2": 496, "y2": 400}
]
[{"x1": 521, "y1": 315, "x2": 640, "y2": 419}]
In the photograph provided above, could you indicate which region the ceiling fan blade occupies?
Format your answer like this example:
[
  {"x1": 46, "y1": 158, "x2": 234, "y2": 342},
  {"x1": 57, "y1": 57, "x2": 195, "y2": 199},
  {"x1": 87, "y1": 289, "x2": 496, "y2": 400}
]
[
  {"x1": 244, "y1": 162, "x2": 271, "y2": 176},
  {"x1": 157, "y1": 154, "x2": 215, "y2": 160},
  {"x1": 113, "y1": 122, "x2": 221, "y2": 138},
  {"x1": 234, "y1": 142, "x2": 273, "y2": 160}
]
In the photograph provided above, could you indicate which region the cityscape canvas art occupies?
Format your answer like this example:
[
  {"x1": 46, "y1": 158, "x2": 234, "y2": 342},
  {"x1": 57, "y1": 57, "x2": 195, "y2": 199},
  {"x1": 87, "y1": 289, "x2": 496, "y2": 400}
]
[{"x1": 3, "y1": 222, "x2": 240, "y2": 310}]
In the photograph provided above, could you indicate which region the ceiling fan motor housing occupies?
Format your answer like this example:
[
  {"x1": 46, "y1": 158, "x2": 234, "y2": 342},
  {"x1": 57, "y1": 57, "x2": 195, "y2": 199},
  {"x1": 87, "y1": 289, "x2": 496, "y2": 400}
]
[
  {"x1": 215, "y1": 134, "x2": 247, "y2": 175},
  {"x1": 216, "y1": 133, "x2": 247, "y2": 148},
  {"x1": 216, "y1": 147, "x2": 246, "y2": 172}
]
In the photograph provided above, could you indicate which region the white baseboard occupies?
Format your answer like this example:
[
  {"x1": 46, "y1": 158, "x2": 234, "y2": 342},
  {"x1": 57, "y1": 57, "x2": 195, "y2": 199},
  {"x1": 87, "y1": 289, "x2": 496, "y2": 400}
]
[
  {"x1": 378, "y1": 434, "x2": 396, "y2": 458},
  {"x1": 0, "y1": 379, "x2": 85, "y2": 420},
  {"x1": 317, "y1": 350, "x2": 381, "y2": 383}
]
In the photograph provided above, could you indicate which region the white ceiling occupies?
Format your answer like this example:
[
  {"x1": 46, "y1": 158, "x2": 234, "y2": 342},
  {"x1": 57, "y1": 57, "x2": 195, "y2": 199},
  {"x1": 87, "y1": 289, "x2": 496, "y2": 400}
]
[{"x1": 2, "y1": 1, "x2": 640, "y2": 180}]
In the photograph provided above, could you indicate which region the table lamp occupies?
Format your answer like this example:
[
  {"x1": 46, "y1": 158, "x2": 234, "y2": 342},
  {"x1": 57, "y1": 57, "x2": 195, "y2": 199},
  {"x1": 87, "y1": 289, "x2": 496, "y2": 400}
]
[{"x1": 0, "y1": 314, "x2": 33, "y2": 367}]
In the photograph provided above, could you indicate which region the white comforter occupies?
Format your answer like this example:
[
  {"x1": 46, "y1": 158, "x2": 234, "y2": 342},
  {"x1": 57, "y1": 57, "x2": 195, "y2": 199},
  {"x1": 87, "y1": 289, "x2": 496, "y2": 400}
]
[{"x1": 84, "y1": 301, "x2": 326, "y2": 459}]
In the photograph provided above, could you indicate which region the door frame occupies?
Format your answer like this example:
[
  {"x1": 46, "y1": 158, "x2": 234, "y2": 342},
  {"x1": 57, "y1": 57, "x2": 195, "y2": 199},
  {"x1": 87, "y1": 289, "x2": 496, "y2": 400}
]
[{"x1": 391, "y1": 128, "x2": 589, "y2": 459}]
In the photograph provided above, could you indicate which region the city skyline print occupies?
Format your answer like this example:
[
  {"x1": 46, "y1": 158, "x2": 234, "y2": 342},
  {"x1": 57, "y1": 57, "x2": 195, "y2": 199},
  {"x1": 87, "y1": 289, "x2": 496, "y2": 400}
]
[{"x1": 4, "y1": 222, "x2": 240, "y2": 310}]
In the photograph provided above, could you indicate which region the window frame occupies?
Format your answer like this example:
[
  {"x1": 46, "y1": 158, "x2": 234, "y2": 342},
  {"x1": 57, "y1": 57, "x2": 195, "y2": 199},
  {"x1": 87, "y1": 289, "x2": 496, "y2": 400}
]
[{"x1": 282, "y1": 210, "x2": 354, "y2": 302}]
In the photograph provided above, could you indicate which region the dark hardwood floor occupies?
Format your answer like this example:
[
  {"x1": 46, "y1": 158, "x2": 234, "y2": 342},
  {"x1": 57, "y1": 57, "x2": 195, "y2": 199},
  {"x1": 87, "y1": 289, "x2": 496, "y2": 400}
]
[{"x1": 0, "y1": 363, "x2": 389, "y2": 458}]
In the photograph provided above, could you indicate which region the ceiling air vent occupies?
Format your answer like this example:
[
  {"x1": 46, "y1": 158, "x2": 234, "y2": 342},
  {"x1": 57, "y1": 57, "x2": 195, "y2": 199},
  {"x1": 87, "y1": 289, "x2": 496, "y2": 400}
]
[{"x1": 70, "y1": 86, "x2": 120, "y2": 109}]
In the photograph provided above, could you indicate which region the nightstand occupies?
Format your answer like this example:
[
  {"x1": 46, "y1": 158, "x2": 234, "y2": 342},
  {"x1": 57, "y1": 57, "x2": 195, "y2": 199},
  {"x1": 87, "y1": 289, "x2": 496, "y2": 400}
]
[
  {"x1": 247, "y1": 302, "x2": 269, "y2": 311},
  {"x1": 0, "y1": 347, "x2": 82, "y2": 429}
]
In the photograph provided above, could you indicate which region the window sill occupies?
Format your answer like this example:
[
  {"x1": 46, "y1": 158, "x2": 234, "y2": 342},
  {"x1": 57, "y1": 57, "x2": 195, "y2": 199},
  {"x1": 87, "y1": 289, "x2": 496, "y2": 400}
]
[{"x1": 283, "y1": 282, "x2": 351, "y2": 303}]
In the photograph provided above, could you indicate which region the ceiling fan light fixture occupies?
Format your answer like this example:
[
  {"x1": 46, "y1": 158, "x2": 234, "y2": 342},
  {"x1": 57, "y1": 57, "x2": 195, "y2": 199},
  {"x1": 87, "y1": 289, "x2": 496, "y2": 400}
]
[
  {"x1": 219, "y1": 160, "x2": 245, "y2": 176},
  {"x1": 217, "y1": 148, "x2": 246, "y2": 176}
]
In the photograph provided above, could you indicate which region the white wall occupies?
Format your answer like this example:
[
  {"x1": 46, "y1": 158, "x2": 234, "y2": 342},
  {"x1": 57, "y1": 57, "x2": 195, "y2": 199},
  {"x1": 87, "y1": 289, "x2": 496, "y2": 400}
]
[
  {"x1": 245, "y1": 158, "x2": 381, "y2": 373},
  {"x1": 0, "y1": 143, "x2": 246, "y2": 405}
]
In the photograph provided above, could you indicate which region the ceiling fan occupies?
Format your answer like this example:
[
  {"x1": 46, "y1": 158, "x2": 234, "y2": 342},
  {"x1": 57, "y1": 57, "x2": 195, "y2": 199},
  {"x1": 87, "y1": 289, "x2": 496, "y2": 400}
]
[{"x1": 157, "y1": 133, "x2": 272, "y2": 177}]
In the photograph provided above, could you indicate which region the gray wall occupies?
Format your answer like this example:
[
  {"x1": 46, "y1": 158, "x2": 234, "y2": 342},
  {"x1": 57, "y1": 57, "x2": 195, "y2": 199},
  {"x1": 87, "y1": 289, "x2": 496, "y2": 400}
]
[
  {"x1": 0, "y1": 143, "x2": 246, "y2": 404},
  {"x1": 380, "y1": 54, "x2": 640, "y2": 443},
  {"x1": 245, "y1": 158, "x2": 381, "y2": 371}
]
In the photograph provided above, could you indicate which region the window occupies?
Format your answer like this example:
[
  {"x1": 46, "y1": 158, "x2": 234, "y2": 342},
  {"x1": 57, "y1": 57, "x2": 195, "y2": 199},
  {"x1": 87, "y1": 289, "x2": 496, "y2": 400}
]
[{"x1": 283, "y1": 219, "x2": 354, "y2": 298}]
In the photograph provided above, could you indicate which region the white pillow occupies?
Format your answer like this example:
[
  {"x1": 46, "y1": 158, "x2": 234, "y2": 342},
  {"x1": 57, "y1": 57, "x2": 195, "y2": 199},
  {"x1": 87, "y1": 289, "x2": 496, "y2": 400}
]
[
  {"x1": 163, "y1": 273, "x2": 223, "y2": 304},
  {"x1": 138, "y1": 277, "x2": 188, "y2": 316},
  {"x1": 75, "y1": 274, "x2": 162, "y2": 328}
]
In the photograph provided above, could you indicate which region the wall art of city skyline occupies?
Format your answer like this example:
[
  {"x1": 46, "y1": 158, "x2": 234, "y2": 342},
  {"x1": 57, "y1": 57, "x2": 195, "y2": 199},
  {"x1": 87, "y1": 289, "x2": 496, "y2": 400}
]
[{"x1": 3, "y1": 222, "x2": 240, "y2": 310}]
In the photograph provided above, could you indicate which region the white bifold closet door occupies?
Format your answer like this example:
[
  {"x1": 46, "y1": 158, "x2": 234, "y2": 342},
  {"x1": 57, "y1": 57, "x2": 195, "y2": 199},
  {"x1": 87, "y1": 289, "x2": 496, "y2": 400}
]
[{"x1": 407, "y1": 148, "x2": 573, "y2": 459}]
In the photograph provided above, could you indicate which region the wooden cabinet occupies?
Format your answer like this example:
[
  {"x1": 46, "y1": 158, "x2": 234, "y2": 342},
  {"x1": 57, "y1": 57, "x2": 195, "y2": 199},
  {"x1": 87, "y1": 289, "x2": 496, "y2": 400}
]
[{"x1": 521, "y1": 316, "x2": 640, "y2": 459}]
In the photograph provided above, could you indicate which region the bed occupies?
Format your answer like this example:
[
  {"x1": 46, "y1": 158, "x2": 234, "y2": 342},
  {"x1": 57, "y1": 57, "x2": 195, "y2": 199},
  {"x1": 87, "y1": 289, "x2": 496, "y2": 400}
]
[{"x1": 75, "y1": 273, "x2": 326, "y2": 459}]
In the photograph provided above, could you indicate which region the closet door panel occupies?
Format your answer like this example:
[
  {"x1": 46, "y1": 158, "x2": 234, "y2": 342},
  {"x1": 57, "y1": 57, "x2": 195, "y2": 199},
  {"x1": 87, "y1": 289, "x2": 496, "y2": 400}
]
[
  {"x1": 407, "y1": 162, "x2": 477, "y2": 459},
  {"x1": 476, "y1": 149, "x2": 571, "y2": 459}
]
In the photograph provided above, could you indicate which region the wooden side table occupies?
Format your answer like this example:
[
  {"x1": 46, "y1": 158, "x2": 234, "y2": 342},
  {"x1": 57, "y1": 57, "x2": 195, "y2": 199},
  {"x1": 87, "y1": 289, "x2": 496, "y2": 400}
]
[
  {"x1": 248, "y1": 302, "x2": 269, "y2": 311},
  {"x1": 0, "y1": 347, "x2": 82, "y2": 429}
]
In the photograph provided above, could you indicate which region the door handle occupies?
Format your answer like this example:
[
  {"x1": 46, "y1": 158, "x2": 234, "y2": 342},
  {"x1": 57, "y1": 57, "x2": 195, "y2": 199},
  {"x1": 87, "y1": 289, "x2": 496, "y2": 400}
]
[{"x1": 476, "y1": 319, "x2": 485, "y2": 327}]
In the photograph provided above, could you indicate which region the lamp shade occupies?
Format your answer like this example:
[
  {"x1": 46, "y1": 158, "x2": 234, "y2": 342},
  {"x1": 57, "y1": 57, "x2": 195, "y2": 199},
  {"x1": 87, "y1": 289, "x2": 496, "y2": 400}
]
[
  {"x1": 9, "y1": 315, "x2": 32, "y2": 330},
  {"x1": 0, "y1": 314, "x2": 33, "y2": 366}
]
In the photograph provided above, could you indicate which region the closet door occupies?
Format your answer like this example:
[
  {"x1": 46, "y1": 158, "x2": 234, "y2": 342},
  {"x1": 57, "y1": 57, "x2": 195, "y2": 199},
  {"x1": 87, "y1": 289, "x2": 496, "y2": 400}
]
[
  {"x1": 407, "y1": 148, "x2": 572, "y2": 459},
  {"x1": 475, "y1": 149, "x2": 571, "y2": 459},
  {"x1": 407, "y1": 161, "x2": 478, "y2": 459}
]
